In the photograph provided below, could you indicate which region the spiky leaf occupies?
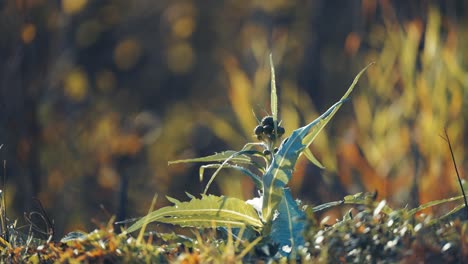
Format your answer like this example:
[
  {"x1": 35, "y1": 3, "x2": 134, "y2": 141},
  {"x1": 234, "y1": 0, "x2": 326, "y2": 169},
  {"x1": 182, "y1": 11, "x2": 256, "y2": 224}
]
[
  {"x1": 126, "y1": 195, "x2": 263, "y2": 233},
  {"x1": 261, "y1": 64, "x2": 373, "y2": 222},
  {"x1": 168, "y1": 151, "x2": 253, "y2": 165},
  {"x1": 262, "y1": 99, "x2": 346, "y2": 222},
  {"x1": 300, "y1": 63, "x2": 374, "y2": 163},
  {"x1": 269, "y1": 189, "x2": 306, "y2": 258}
]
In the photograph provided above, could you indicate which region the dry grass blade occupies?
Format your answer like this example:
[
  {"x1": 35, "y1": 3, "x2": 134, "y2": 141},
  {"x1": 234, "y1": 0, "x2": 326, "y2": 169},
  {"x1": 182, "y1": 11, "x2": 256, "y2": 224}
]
[
  {"x1": 236, "y1": 236, "x2": 263, "y2": 260},
  {"x1": 137, "y1": 193, "x2": 158, "y2": 243},
  {"x1": 1, "y1": 160, "x2": 8, "y2": 242}
]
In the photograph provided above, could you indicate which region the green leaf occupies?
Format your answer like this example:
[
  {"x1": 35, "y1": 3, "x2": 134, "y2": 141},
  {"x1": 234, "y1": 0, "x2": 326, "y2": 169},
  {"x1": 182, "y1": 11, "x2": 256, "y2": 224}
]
[
  {"x1": 300, "y1": 62, "x2": 374, "y2": 162},
  {"x1": 165, "y1": 196, "x2": 181, "y2": 205},
  {"x1": 343, "y1": 192, "x2": 396, "y2": 215},
  {"x1": 126, "y1": 195, "x2": 263, "y2": 233},
  {"x1": 185, "y1": 192, "x2": 195, "y2": 199},
  {"x1": 311, "y1": 200, "x2": 344, "y2": 212},
  {"x1": 262, "y1": 99, "x2": 345, "y2": 222},
  {"x1": 269, "y1": 189, "x2": 306, "y2": 258},
  {"x1": 270, "y1": 54, "x2": 278, "y2": 135},
  {"x1": 408, "y1": 195, "x2": 465, "y2": 216},
  {"x1": 343, "y1": 192, "x2": 375, "y2": 204},
  {"x1": 202, "y1": 150, "x2": 259, "y2": 194},
  {"x1": 60, "y1": 231, "x2": 87, "y2": 243},
  {"x1": 303, "y1": 148, "x2": 325, "y2": 169},
  {"x1": 261, "y1": 64, "x2": 373, "y2": 222},
  {"x1": 200, "y1": 164, "x2": 263, "y2": 189},
  {"x1": 168, "y1": 151, "x2": 253, "y2": 165},
  {"x1": 435, "y1": 203, "x2": 466, "y2": 223}
]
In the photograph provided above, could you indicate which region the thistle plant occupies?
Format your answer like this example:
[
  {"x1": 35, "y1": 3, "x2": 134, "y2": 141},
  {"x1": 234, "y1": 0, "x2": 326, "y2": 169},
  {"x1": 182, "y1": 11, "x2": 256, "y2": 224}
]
[{"x1": 126, "y1": 56, "x2": 374, "y2": 259}]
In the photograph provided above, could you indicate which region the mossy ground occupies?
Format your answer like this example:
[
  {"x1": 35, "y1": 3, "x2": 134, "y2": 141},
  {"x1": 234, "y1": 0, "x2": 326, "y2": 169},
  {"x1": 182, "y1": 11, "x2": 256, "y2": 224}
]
[{"x1": 1, "y1": 198, "x2": 466, "y2": 263}]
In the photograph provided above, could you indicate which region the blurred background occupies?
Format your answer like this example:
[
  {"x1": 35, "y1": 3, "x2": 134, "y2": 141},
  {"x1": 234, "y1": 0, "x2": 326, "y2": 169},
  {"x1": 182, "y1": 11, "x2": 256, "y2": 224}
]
[{"x1": 0, "y1": 0, "x2": 466, "y2": 238}]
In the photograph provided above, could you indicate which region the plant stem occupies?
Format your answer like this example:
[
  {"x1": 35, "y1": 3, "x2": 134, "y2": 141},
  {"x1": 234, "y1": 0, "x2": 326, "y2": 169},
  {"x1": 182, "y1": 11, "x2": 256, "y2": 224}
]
[{"x1": 443, "y1": 129, "x2": 468, "y2": 219}]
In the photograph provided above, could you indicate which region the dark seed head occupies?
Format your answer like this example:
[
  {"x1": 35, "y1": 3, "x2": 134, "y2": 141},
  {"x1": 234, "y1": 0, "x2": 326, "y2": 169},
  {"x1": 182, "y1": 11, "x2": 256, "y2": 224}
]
[
  {"x1": 277, "y1": 126, "x2": 285, "y2": 135},
  {"x1": 261, "y1": 116, "x2": 274, "y2": 126},
  {"x1": 273, "y1": 147, "x2": 279, "y2": 154},
  {"x1": 263, "y1": 149, "x2": 271, "y2": 155},
  {"x1": 263, "y1": 125, "x2": 273, "y2": 134},
  {"x1": 254, "y1": 125, "x2": 264, "y2": 135}
]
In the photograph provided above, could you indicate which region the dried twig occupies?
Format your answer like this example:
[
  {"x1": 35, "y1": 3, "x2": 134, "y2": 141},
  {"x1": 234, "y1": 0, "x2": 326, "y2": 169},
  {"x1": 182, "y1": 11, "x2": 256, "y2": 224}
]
[{"x1": 441, "y1": 129, "x2": 468, "y2": 219}]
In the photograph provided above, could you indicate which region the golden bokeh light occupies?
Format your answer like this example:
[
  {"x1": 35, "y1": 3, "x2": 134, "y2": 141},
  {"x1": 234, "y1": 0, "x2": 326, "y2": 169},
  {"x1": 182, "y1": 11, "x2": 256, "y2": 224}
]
[
  {"x1": 64, "y1": 68, "x2": 89, "y2": 102},
  {"x1": 96, "y1": 70, "x2": 116, "y2": 92},
  {"x1": 172, "y1": 16, "x2": 196, "y2": 39},
  {"x1": 21, "y1": 23, "x2": 36, "y2": 44},
  {"x1": 114, "y1": 38, "x2": 142, "y2": 71},
  {"x1": 62, "y1": 0, "x2": 88, "y2": 15},
  {"x1": 166, "y1": 42, "x2": 195, "y2": 74},
  {"x1": 164, "y1": 2, "x2": 197, "y2": 39}
]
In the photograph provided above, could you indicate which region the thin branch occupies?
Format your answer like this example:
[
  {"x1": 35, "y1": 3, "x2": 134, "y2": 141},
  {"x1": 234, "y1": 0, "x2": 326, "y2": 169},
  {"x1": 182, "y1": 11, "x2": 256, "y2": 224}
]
[{"x1": 442, "y1": 129, "x2": 468, "y2": 219}]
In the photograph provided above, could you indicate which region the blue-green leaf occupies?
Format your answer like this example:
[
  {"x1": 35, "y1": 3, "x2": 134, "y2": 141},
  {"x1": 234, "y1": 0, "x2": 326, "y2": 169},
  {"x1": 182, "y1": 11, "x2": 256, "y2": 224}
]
[
  {"x1": 262, "y1": 99, "x2": 346, "y2": 222},
  {"x1": 300, "y1": 62, "x2": 374, "y2": 163},
  {"x1": 269, "y1": 188, "x2": 306, "y2": 258},
  {"x1": 126, "y1": 195, "x2": 263, "y2": 233},
  {"x1": 261, "y1": 63, "x2": 373, "y2": 222}
]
